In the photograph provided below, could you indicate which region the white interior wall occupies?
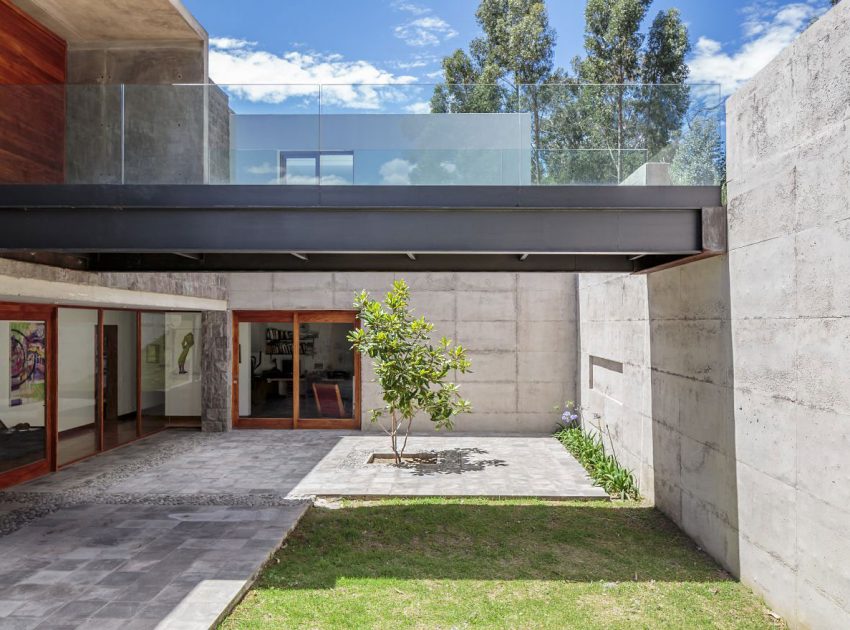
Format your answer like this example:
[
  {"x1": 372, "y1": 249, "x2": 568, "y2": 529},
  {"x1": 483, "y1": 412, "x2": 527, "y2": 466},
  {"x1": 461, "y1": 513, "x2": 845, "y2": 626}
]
[
  {"x1": 164, "y1": 312, "x2": 201, "y2": 416},
  {"x1": 57, "y1": 309, "x2": 97, "y2": 432},
  {"x1": 238, "y1": 321, "x2": 251, "y2": 416}
]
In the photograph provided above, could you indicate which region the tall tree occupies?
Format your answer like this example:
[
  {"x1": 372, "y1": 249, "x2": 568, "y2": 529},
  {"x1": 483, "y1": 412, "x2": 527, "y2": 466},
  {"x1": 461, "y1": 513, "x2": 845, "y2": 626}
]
[
  {"x1": 555, "y1": 0, "x2": 691, "y2": 182},
  {"x1": 640, "y1": 9, "x2": 691, "y2": 159},
  {"x1": 579, "y1": 0, "x2": 651, "y2": 84},
  {"x1": 432, "y1": 0, "x2": 557, "y2": 182}
]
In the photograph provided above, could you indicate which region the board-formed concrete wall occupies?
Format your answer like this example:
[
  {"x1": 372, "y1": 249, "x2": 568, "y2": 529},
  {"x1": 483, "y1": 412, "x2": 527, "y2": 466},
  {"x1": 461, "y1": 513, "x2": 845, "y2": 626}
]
[
  {"x1": 228, "y1": 272, "x2": 578, "y2": 433},
  {"x1": 578, "y1": 258, "x2": 738, "y2": 574},
  {"x1": 724, "y1": 2, "x2": 850, "y2": 626},
  {"x1": 65, "y1": 42, "x2": 221, "y2": 185},
  {"x1": 578, "y1": 3, "x2": 850, "y2": 628}
]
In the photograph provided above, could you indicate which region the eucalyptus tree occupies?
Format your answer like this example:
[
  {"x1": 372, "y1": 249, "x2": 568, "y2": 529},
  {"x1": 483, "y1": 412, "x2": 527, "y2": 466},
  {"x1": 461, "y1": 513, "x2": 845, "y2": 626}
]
[
  {"x1": 431, "y1": 0, "x2": 557, "y2": 182},
  {"x1": 572, "y1": 0, "x2": 690, "y2": 181}
]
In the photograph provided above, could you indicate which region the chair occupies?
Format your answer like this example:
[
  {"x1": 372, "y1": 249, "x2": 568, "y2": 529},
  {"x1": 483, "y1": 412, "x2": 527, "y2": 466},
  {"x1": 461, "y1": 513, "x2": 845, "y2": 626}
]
[{"x1": 312, "y1": 382, "x2": 346, "y2": 418}]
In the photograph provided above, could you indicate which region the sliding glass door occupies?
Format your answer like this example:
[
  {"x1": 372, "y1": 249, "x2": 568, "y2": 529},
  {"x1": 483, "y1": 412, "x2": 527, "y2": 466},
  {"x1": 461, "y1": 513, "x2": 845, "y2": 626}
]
[
  {"x1": 234, "y1": 311, "x2": 359, "y2": 429},
  {"x1": 141, "y1": 312, "x2": 202, "y2": 434},
  {"x1": 56, "y1": 307, "x2": 203, "y2": 469},
  {"x1": 0, "y1": 304, "x2": 53, "y2": 487},
  {"x1": 57, "y1": 308, "x2": 98, "y2": 466},
  {"x1": 101, "y1": 310, "x2": 138, "y2": 449}
]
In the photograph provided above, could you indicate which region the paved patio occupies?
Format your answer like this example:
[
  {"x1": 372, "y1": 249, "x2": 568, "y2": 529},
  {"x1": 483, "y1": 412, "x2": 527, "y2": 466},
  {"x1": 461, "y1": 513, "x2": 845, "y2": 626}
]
[{"x1": 0, "y1": 430, "x2": 604, "y2": 629}]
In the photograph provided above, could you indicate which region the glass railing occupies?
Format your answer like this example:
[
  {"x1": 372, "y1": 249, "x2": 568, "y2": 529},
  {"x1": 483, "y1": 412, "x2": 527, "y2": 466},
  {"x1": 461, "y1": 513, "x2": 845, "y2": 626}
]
[{"x1": 0, "y1": 83, "x2": 723, "y2": 186}]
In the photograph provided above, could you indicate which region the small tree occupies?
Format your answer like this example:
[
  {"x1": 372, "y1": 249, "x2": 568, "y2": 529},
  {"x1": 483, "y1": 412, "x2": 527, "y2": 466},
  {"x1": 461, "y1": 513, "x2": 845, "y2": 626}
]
[{"x1": 348, "y1": 280, "x2": 472, "y2": 464}]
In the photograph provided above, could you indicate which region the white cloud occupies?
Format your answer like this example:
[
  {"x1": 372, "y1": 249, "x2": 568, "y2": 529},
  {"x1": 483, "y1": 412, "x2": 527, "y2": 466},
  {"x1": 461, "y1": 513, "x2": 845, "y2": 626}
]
[
  {"x1": 394, "y1": 16, "x2": 459, "y2": 47},
  {"x1": 208, "y1": 40, "x2": 417, "y2": 109},
  {"x1": 392, "y1": 1, "x2": 430, "y2": 15},
  {"x1": 209, "y1": 37, "x2": 256, "y2": 50},
  {"x1": 440, "y1": 161, "x2": 457, "y2": 175},
  {"x1": 688, "y1": 2, "x2": 826, "y2": 94},
  {"x1": 245, "y1": 163, "x2": 277, "y2": 176},
  {"x1": 380, "y1": 158, "x2": 417, "y2": 185},
  {"x1": 397, "y1": 59, "x2": 428, "y2": 69},
  {"x1": 405, "y1": 101, "x2": 431, "y2": 114}
]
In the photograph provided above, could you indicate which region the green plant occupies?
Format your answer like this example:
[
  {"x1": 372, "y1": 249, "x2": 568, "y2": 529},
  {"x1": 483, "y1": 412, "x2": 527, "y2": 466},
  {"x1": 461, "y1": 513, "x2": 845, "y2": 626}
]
[
  {"x1": 554, "y1": 403, "x2": 638, "y2": 500},
  {"x1": 348, "y1": 280, "x2": 472, "y2": 464}
]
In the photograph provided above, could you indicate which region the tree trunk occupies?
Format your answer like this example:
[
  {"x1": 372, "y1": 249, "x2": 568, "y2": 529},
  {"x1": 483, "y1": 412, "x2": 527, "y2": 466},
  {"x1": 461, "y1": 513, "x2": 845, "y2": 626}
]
[
  {"x1": 617, "y1": 84, "x2": 624, "y2": 183},
  {"x1": 391, "y1": 411, "x2": 400, "y2": 465},
  {"x1": 532, "y1": 91, "x2": 541, "y2": 185}
]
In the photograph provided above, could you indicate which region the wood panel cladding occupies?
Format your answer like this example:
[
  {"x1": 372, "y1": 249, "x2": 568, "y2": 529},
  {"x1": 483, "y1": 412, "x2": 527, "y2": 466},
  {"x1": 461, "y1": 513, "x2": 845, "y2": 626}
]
[{"x1": 0, "y1": 0, "x2": 66, "y2": 183}]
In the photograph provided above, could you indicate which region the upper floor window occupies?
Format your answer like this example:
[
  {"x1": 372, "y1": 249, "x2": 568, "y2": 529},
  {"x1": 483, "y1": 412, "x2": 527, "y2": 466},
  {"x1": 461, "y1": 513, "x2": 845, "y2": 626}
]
[{"x1": 279, "y1": 151, "x2": 353, "y2": 185}]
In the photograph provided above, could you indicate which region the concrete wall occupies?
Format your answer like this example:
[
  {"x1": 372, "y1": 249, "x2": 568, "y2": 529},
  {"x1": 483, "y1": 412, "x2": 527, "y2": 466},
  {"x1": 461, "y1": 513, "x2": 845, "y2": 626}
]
[
  {"x1": 228, "y1": 272, "x2": 578, "y2": 433},
  {"x1": 577, "y1": 3, "x2": 850, "y2": 628},
  {"x1": 578, "y1": 259, "x2": 738, "y2": 575},
  {"x1": 65, "y1": 42, "x2": 223, "y2": 184},
  {"x1": 724, "y1": 2, "x2": 850, "y2": 626}
]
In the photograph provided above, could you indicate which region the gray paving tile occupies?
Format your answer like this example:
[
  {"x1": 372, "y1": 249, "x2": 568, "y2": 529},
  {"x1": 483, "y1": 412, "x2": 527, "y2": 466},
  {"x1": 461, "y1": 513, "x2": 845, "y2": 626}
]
[{"x1": 0, "y1": 429, "x2": 599, "y2": 629}]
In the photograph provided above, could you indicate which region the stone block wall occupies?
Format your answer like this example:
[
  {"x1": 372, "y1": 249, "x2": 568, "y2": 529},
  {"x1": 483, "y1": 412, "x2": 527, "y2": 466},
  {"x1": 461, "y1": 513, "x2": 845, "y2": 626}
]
[
  {"x1": 201, "y1": 310, "x2": 232, "y2": 432},
  {"x1": 0, "y1": 258, "x2": 227, "y2": 301},
  {"x1": 228, "y1": 272, "x2": 578, "y2": 433}
]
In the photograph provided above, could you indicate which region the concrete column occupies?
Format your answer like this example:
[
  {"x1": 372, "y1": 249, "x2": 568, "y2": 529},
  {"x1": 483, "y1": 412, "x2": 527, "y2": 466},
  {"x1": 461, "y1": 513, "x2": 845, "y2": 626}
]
[{"x1": 201, "y1": 310, "x2": 232, "y2": 432}]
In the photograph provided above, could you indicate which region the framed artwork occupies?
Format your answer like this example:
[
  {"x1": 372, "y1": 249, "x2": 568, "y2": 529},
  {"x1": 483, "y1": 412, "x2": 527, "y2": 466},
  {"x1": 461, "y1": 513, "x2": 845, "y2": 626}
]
[
  {"x1": 146, "y1": 343, "x2": 162, "y2": 364},
  {"x1": 9, "y1": 321, "x2": 46, "y2": 407}
]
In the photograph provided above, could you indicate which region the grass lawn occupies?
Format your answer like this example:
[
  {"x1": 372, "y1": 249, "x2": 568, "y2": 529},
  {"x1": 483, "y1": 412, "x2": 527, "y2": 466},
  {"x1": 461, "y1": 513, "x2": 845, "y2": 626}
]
[{"x1": 221, "y1": 499, "x2": 783, "y2": 629}]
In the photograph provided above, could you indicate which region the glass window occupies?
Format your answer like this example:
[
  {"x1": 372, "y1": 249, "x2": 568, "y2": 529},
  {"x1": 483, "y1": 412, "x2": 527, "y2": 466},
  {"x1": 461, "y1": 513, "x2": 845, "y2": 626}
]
[
  {"x1": 298, "y1": 323, "x2": 354, "y2": 419},
  {"x1": 102, "y1": 310, "x2": 137, "y2": 448},
  {"x1": 140, "y1": 312, "x2": 166, "y2": 435},
  {"x1": 320, "y1": 153, "x2": 354, "y2": 185},
  {"x1": 57, "y1": 309, "x2": 98, "y2": 466},
  {"x1": 238, "y1": 322, "x2": 295, "y2": 419},
  {"x1": 281, "y1": 154, "x2": 318, "y2": 185},
  {"x1": 0, "y1": 319, "x2": 47, "y2": 473},
  {"x1": 163, "y1": 312, "x2": 202, "y2": 423}
]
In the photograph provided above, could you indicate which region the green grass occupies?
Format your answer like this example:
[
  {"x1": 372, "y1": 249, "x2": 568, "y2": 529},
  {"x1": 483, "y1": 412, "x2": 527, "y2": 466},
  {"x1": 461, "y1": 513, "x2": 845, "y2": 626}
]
[{"x1": 221, "y1": 499, "x2": 783, "y2": 630}]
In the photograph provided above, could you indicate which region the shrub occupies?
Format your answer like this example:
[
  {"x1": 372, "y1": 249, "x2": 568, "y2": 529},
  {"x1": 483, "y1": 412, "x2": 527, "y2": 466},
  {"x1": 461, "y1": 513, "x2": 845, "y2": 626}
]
[{"x1": 554, "y1": 402, "x2": 639, "y2": 500}]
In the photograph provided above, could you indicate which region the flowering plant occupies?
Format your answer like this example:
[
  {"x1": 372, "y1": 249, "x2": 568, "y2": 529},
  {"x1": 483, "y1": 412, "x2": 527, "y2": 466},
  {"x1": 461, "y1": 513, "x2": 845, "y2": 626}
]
[{"x1": 556, "y1": 400, "x2": 581, "y2": 429}]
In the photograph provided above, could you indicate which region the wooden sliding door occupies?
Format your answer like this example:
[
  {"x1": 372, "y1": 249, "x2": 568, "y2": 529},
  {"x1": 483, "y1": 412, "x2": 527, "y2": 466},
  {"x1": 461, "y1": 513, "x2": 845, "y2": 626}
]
[{"x1": 233, "y1": 311, "x2": 360, "y2": 430}]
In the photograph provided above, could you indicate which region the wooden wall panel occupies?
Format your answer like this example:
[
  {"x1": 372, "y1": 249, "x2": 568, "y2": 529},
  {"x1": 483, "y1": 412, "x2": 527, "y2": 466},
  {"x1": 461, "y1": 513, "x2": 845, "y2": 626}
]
[{"x1": 0, "y1": 0, "x2": 66, "y2": 183}]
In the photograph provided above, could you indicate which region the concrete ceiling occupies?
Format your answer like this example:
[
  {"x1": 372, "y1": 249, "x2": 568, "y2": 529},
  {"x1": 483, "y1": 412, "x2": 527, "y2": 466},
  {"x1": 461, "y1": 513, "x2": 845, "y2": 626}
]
[{"x1": 11, "y1": 0, "x2": 206, "y2": 43}]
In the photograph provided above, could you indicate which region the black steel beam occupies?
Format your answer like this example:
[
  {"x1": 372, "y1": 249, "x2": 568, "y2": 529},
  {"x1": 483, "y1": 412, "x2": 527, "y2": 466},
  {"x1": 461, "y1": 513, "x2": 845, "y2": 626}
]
[
  {"x1": 0, "y1": 184, "x2": 719, "y2": 271},
  {"x1": 0, "y1": 207, "x2": 702, "y2": 254},
  {"x1": 87, "y1": 253, "x2": 659, "y2": 273},
  {"x1": 0, "y1": 184, "x2": 722, "y2": 210}
]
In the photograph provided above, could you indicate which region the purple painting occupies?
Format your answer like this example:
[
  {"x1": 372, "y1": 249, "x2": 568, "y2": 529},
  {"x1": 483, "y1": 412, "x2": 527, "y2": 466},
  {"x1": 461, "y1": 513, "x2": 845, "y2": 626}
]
[{"x1": 10, "y1": 321, "x2": 46, "y2": 407}]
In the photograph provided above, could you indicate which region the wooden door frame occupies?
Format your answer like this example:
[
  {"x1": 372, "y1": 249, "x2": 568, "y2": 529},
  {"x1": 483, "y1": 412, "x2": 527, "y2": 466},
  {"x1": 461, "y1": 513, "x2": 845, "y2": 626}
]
[
  {"x1": 0, "y1": 302, "x2": 206, "y2": 488},
  {"x1": 0, "y1": 302, "x2": 56, "y2": 489},
  {"x1": 232, "y1": 310, "x2": 361, "y2": 430}
]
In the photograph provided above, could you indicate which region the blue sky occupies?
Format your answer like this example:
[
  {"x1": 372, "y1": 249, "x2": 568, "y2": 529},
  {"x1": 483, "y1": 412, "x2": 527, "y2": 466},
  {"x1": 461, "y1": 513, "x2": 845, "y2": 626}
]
[{"x1": 182, "y1": 0, "x2": 831, "y2": 109}]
